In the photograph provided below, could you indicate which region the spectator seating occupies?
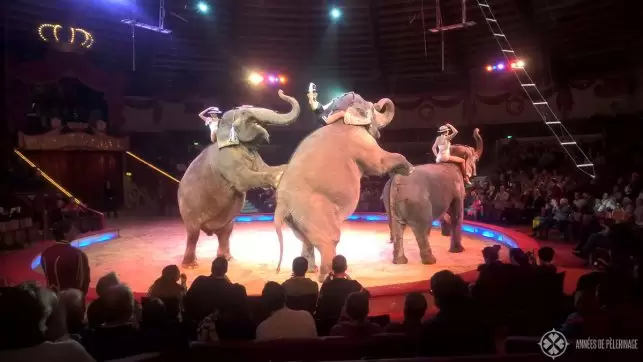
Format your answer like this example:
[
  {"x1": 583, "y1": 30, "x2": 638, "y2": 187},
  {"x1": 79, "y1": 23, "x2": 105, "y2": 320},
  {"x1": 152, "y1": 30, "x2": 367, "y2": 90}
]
[{"x1": 0, "y1": 217, "x2": 41, "y2": 250}]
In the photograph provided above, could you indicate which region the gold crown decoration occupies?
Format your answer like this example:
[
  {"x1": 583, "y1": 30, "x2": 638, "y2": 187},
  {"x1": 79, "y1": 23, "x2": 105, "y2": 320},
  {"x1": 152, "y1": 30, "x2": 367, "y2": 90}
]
[{"x1": 37, "y1": 23, "x2": 94, "y2": 52}]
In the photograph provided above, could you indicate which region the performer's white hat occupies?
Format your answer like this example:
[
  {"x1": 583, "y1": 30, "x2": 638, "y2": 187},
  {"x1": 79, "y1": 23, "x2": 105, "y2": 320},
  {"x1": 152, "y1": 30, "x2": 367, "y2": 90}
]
[
  {"x1": 208, "y1": 107, "x2": 222, "y2": 114},
  {"x1": 438, "y1": 125, "x2": 449, "y2": 133}
]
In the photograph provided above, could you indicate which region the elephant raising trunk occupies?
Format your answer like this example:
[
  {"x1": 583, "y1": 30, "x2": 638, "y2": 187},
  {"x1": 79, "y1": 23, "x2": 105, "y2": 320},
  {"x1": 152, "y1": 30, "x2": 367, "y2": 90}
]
[
  {"x1": 240, "y1": 90, "x2": 300, "y2": 126},
  {"x1": 450, "y1": 128, "x2": 483, "y2": 178}
]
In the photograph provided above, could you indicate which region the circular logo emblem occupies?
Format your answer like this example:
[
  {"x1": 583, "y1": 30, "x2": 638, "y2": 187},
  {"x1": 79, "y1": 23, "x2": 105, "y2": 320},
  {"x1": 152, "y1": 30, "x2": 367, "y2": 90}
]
[{"x1": 539, "y1": 329, "x2": 569, "y2": 359}]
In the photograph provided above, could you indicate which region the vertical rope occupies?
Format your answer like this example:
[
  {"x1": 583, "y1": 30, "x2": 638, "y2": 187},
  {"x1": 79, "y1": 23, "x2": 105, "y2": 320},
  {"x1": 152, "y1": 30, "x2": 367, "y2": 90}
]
[{"x1": 421, "y1": 0, "x2": 427, "y2": 57}]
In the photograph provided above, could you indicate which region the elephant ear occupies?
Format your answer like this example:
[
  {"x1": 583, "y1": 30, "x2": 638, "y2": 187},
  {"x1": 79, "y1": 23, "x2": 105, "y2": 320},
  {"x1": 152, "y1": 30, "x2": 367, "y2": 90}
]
[
  {"x1": 343, "y1": 104, "x2": 373, "y2": 126},
  {"x1": 373, "y1": 98, "x2": 395, "y2": 129},
  {"x1": 216, "y1": 111, "x2": 240, "y2": 149}
]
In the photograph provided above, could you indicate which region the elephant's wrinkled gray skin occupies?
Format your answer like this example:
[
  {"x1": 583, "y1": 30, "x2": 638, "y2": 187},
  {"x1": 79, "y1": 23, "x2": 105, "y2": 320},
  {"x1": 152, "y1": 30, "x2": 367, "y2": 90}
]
[
  {"x1": 383, "y1": 129, "x2": 483, "y2": 265},
  {"x1": 274, "y1": 95, "x2": 414, "y2": 281},
  {"x1": 178, "y1": 90, "x2": 300, "y2": 268}
]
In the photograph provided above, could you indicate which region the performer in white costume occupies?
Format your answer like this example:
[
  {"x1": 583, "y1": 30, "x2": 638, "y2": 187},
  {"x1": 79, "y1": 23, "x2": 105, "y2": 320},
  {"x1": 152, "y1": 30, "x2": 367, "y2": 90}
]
[
  {"x1": 432, "y1": 123, "x2": 471, "y2": 185},
  {"x1": 198, "y1": 106, "x2": 223, "y2": 143}
]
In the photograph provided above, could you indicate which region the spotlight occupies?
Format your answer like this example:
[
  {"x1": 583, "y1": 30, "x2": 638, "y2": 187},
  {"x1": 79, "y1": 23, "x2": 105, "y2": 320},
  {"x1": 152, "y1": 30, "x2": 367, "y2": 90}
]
[
  {"x1": 196, "y1": 2, "x2": 209, "y2": 14},
  {"x1": 279, "y1": 76, "x2": 286, "y2": 84},
  {"x1": 330, "y1": 7, "x2": 342, "y2": 20},
  {"x1": 516, "y1": 60, "x2": 525, "y2": 68},
  {"x1": 485, "y1": 65, "x2": 493, "y2": 72},
  {"x1": 497, "y1": 63, "x2": 505, "y2": 70},
  {"x1": 248, "y1": 72, "x2": 264, "y2": 85}
]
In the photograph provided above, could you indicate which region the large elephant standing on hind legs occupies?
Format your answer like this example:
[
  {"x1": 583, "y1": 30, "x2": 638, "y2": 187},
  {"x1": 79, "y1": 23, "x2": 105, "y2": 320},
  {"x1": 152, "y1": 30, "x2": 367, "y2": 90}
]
[
  {"x1": 178, "y1": 90, "x2": 300, "y2": 268},
  {"x1": 274, "y1": 93, "x2": 414, "y2": 281},
  {"x1": 382, "y1": 129, "x2": 483, "y2": 265}
]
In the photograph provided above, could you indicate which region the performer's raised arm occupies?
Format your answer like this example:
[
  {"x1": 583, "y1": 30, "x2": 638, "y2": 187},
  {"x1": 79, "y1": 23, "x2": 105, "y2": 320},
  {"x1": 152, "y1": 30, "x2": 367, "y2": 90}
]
[
  {"x1": 445, "y1": 123, "x2": 458, "y2": 141},
  {"x1": 199, "y1": 106, "x2": 222, "y2": 143}
]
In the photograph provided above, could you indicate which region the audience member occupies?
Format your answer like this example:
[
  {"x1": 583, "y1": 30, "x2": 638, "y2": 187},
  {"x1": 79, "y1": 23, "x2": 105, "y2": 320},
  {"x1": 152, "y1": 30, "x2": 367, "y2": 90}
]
[
  {"x1": 211, "y1": 283, "x2": 256, "y2": 341},
  {"x1": 316, "y1": 255, "x2": 367, "y2": 323},
  {"x1": 282, "y1": 257, "x2": 319, "y2": 298},
  {"x1": 87, "y1": 272, "x2": 120, "y2": 328},
  {"x1": 148, "y1": 265, "x2": 186, "y2": 319},
  {"x1": 330, "y1": 291, "x2": 381, "y2": 337},
  {"x1": 0, "y1": 283, "x2": 94, "y2": 362},
  {"x1": 477, "y1": 245, "x2": 503, "y2": 273},
  {"x1": 384, "y1": 292, "x2": 427, "y2": 337},
  {"x1": 537, "y1": 247, "x2": 557, "y2": 272},
  {"x1": 418, "y1": 271, "x2": 496, "y2": 357},
  {"x1": 82, "y1": 284, "x2": 146, "y2": 360},
  {"x1": 184, "y1": 257, "x2": 232, "y2": 323},
  {"x1": 57, "y1": 289, "x2": 86, "y2": 338},
  {"x1": 256, "y1": 282, "x2": 317, "y2": 340},
  {"x1": 40, "y1": 220, "x2": 90, "y2": 295}
]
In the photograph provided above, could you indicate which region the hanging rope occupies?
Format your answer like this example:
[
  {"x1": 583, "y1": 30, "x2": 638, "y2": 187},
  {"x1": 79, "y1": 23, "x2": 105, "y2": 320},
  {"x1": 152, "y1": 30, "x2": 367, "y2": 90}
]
[{"x1": 421, "y1": 0, "x2": 427, "y2": 57}]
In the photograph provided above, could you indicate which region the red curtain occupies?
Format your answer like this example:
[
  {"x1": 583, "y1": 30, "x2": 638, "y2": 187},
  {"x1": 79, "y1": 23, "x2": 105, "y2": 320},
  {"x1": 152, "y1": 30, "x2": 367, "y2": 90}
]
[
  {"x1": 25, "y1": 151, "x2": 123, "y2": 209},
  {"x1": 7, "y1": 51, "x2": 126, "y2": 130}
]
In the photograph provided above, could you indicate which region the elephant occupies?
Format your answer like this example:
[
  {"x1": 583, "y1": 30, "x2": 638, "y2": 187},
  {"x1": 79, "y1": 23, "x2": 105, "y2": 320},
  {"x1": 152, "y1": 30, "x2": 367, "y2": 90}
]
[
  {"x1": 178, "y1": 90, "x2": 300, "y2": 268},
  {"x1": 273, "y1": 93, "x2": 414, "y2": 280},
  {"x1": 382, "y1": 128, "x2": 483, "y2": 265}
]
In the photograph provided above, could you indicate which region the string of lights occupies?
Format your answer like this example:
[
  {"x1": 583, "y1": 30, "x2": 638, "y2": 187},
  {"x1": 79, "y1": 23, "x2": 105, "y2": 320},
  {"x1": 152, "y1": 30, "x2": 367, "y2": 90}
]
[{"x1": 38, "y1": 23, "x2": 94, "y2": 49}]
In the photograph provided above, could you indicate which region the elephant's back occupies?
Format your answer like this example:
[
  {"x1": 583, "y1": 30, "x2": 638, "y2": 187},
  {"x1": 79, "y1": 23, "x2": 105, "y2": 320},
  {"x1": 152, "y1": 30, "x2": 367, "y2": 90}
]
[{"x1": 394, "y1": 163, "x2": 463, "y2": 199}]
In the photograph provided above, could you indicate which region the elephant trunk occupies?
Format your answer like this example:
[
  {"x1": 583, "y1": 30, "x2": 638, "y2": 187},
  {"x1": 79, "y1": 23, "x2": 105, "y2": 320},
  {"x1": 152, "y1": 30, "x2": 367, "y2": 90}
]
[
  {"x1": 473, "y1": 128, "x2": 483, "y2": 159},
  {"x1": 244, "y1": 90, "x2": 300, "y2": 126},
  {"x1": 373, "y1": 98, "x2": 395, "y2": 129}
]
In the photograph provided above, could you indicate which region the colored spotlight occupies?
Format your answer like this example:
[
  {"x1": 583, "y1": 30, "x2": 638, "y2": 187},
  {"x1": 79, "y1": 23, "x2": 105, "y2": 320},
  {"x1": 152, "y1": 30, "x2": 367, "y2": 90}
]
[
  {"x1": 248, "y1": 72, "x2": 264, "y2": 85},
  {"x1": 497, "y1": 63, "x2": 505, "y2": 70},
  {"x1": 516, "y1": 60, "x2": 525, "y2": 68},
  {"x1": 196, "y1": 2, "x2": 209, "y2": 14},
  {"x1": 485, "y1": 65, "x2": 492, "y2": 72},
  {"x1": 330, "y1": 7, "x2": 342, "y2": 20},
  {"x1": 279, "y1": 76, "x2": 286, "y2": 83}
]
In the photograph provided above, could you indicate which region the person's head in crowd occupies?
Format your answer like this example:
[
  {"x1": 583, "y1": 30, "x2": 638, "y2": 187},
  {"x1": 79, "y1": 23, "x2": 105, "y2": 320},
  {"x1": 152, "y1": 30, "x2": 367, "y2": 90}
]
[
  {"x1": 52, "y1": 220, "x2": 72, "y2": 243},
  {"x1": 211, "y1": 256, "x2": 228, "y2": 278},
  {"x1": 161, "y1": 264, "x2": 181, "y2": 283},
  {"x1": 57, "y1": 288, "x2": 85, "y2": 335},
  {"x1": 96, "y1": 272, "x2": 120, "y2": 298},
  {"x1": 291, "y1": 256, "x2": 309, "y2": 277},
  {"x1": 430, "y1": 270, "x2": 468, "y2": 310},
  {"x1": 141, "y1": 297, "x2": 167, "y2": 328},
  {"x1": 103, "y1": 284, "x2": 136, "y2": 325},
  {"x1": 342, "y1": 291, "x2": 370, "y2": 322},
  {"x1": 509, "y1": 248, "x2": 531, "y2": 267},
  {"x1": 537, "y1": 247, "x2": 555, "y2": 266},
  {"x1": 403, "y1": 292, "x2": 428, "y2": 323},
  {"x1": 482, "y1": 245, "x2": 501, "y2": 265},
  {"x1": 219, "y1": 283, "x2": 251, "y2": 318},
  {"x1": 329, "y1": 254, "x2": 349, "y2": 279},
  {"x1": 261, "y1": 281, "x2": 286, "y2": 314},
  {"x1": 0, "y1": 282, "x2": 52, "y2": 349},
  {"x1": 40, "y1": 287, "x2": 70, "y2": 342}
]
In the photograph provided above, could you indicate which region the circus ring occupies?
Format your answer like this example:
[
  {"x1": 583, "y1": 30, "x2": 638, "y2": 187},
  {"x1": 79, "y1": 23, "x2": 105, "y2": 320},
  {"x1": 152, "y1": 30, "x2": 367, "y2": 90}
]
[{"x1": 2, "y1": 213, "x2": 539, "y2": 306}]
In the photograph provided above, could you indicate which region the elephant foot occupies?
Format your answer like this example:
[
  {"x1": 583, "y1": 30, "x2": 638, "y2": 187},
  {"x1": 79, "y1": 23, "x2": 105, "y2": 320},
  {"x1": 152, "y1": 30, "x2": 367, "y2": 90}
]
[
  {"x1": 449, "y1": 245, "x2": 465, "y2": 253},
  {"x1": 217, "y1": 252, "x2": 233, "y2": 261},
  {"x1": 182, "y1": 260, "x2": 199, "y2": 269},
  {"x1": 421, "y1": 253, "x2": 437, "y2": 265},
  {"x1": 392, "y1": 255, "x2": 409, "y2": 264}
]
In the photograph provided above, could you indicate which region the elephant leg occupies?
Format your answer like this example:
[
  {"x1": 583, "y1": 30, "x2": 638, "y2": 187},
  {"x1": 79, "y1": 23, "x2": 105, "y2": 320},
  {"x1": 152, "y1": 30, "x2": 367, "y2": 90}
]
[
  {"x1": 182, "y1": 226, "x2": 200, "y2": 268},
  {"x1": 215, "y1": 220, "x2": 234, "y2": 260},
  {"x1": 292, "y1": 226, "x2": 318, "y2": 272},
  {"x1": 448, "y1": 199, "x2": 465, "y2": 253},
  {"x1": 410, "y1": 222, "x2": 437, "y2": 264},
  {"x1": 316, "y1": 241, "x2": 338, "y2": 283},
  {"x1": 391, "y1": 219, "x2": 408, "y2": 264}
]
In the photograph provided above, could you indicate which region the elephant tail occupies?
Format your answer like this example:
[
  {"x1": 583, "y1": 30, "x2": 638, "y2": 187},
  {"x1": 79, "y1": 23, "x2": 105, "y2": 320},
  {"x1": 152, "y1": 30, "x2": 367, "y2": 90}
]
[
  {"x1": 273, "y1": 205, "x2": 285, "y2": 274},
  {"x1": 386, "y1": 175, "x2": 399, "y2": 235}
]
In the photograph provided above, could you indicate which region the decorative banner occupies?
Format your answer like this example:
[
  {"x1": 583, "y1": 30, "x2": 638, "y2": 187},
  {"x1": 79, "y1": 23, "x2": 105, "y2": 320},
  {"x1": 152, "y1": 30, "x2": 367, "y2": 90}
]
[{"x1": 37, "y1": 24, "x2": 94, "y2": 53}]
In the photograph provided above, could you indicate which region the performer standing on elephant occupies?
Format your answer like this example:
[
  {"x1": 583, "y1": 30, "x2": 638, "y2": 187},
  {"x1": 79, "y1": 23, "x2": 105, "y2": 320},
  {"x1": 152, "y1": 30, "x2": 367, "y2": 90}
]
[
  {"x1": 198, "y1": 106, "x2": 223, "y2": 143},
  {"x1": 433, "y1": 123, "x2": 471, "y2": 186}
]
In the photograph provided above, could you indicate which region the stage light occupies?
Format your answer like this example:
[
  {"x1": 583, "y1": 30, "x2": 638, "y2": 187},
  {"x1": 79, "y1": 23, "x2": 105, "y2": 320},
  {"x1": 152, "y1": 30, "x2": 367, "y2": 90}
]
[
  {"x1": 268, "y1": 75, "x2": 276, "y2": 83},
  {"x1": 330, "y1": 7, "x2": 342, "y2": 20},
  {"x1": 485, "y1": 65, "x2": 492, "y2": 72},
  {"x1": 507, "y1": 135, "x2": 513, "y2": 139},
  {"x1": 196, "y1": 2, "x2": 209, "y2": 14},
  {"x1": 248, "y1": 72, "x2": 264, "y2": 85},
  {"x1": 125, "y1": 172, "x2": 132, "y2": 177},
  {"x1": 492, "y1": 65, "x2": 497, "y2": 70},
  {"x1": 516, "y1": 60, "x2": 525, "y2": 68},
  {"x1": 497, "y1": 63, "x2": 505, "y2": 70},
  {"x1": 279, "y1": 76, "x2": 286, "y2": 84}
]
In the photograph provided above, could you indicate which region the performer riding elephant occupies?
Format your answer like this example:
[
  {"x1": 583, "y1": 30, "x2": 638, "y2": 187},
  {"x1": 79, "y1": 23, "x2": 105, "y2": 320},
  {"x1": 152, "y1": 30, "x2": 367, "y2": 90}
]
[
  {"x1": 274, "y1": 86, "x2": 415, "y2": 281},
  {"x1": 178, "y1": 90, "x2": 300, "y2": 268},
  {"x1": 382, "y1": 128, "x2": 483, "y2": 265}
]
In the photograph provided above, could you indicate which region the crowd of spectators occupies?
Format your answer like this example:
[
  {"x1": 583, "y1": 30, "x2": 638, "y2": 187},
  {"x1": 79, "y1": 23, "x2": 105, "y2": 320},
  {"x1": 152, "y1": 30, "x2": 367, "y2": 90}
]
[{"x1": 2, "y1": 236, "x2": 642, "y2": 361}]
